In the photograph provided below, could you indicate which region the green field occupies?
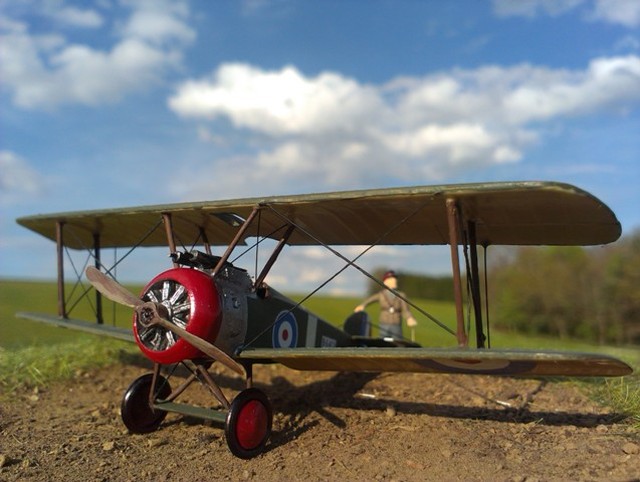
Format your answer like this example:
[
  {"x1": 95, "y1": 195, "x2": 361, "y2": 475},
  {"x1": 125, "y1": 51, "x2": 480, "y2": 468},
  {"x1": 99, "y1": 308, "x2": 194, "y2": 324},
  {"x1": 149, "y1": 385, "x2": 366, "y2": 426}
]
[
  {"x1": 0, "y1": 279, "x2": 141, "y2": 348},
  {"x1": 3, "y1": 279, "x2": 638, "y2": 358},
  {"x1": 1, "y1": 279, "x2": 638, "y2": 426}
]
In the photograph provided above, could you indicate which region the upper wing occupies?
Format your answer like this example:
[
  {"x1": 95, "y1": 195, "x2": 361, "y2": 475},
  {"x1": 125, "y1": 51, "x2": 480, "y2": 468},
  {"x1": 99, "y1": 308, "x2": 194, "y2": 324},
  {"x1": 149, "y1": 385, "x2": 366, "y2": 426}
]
[
  {"x1": 237, "y1": 347, "x2": 633, "y2": 377},
  {"x1": 16, "y1": 181, "x2": 620, "y2": 249}
]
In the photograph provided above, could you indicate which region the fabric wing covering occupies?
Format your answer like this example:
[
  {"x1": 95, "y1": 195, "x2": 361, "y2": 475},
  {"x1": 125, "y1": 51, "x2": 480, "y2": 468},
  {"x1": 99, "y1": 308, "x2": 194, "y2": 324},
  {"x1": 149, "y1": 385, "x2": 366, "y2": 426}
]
[{"x1": 17, "y1": 181, "x2": 621, "y2": 249}]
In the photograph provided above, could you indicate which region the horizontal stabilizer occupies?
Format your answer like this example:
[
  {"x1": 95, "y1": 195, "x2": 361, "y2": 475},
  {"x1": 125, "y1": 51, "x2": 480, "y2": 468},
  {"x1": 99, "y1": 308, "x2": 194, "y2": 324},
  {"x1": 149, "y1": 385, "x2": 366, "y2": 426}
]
[
  {"x1": 16, "y1": 312, "x2": 134, "y2": 343},
  {"x1": 237, "y1": 347, "x2": 632, "y2": 377}
]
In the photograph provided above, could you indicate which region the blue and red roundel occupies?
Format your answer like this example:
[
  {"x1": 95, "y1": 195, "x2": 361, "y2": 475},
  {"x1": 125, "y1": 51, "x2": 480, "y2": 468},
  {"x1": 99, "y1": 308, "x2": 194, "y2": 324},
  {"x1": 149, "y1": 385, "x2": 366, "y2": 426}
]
[{"x1": 272, "y1": 311, "x2": 298, "y2": 348}]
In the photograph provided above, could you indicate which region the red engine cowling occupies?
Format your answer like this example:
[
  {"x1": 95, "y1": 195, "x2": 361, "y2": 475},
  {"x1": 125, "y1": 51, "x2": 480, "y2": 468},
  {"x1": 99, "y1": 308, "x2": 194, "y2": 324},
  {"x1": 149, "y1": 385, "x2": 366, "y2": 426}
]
[{"x1": 133, "y1": 268, "x2": 222, "y2": 364}]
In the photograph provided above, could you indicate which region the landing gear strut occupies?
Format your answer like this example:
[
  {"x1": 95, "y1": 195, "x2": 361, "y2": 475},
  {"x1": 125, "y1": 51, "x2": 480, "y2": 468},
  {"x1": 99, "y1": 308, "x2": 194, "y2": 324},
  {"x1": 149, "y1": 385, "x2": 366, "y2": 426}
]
[{"x1": 119, "y1": 363, "x2": 273, "y2": 459}]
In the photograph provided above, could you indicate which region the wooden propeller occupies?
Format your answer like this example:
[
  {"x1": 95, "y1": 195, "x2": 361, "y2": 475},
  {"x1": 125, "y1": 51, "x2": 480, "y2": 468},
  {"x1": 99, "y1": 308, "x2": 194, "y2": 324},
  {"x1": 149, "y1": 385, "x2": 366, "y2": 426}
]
[{"x1": 85, "y1": 267, "x2": 245, "y2": 376}]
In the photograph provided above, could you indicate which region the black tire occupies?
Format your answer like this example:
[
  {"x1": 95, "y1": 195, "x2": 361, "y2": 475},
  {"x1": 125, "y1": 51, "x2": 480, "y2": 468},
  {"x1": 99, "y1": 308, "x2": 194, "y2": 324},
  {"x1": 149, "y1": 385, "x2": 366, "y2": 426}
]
[
  {"x1": 225, "y1": 388, "x2": 272, "y2": 459},
  {"x1": 121, "y1": 373, "x2": 172, "y2": 434}
]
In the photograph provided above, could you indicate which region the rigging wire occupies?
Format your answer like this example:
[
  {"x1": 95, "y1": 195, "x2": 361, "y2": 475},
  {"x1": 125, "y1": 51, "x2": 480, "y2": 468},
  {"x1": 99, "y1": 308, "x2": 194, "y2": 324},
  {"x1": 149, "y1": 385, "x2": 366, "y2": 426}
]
[
  {"x1": 63, "y1": 247, "x2": 96, "y2": 316},
  {"x1": 99, "y1": 219, "x2": 165, "y2": 276},
  {"x1": 60, "y1": 218, "x2": 163, "y2": 319},
  {"x1": 267, "y1": 203, "x2": 455, "y2": 335},
  {"x1": 112, "y1": 247, "x2": 117, "y2": 326},
  {"x1": 240, "y1": 202, "x2": 457, "y2": 350},
  {"x1": 462, "y1": 230, "x2": 472, "y2": 338},
  {"x1": 229, "y1": 223, "x2": 291, "y2": 265}
]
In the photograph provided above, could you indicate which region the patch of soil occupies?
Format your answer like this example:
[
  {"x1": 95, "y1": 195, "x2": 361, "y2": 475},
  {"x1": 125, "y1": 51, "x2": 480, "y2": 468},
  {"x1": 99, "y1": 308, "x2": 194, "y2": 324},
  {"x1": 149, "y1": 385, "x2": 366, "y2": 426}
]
[{"x1": 1, "y1": 361, "x2": 638, "y2": 481}]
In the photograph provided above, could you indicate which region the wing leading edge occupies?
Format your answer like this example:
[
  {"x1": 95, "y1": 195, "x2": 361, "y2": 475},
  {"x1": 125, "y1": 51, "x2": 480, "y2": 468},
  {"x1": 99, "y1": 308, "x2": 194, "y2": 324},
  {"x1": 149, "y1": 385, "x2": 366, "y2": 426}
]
[{"x1": 237, "y1": 347, "x2": 632, "y2": 377}]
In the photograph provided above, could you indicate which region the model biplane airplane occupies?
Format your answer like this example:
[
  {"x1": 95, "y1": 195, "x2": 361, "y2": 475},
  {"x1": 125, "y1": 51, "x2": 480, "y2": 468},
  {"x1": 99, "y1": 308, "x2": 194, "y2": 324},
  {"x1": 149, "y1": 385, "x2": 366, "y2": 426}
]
[{"x1": 16, "y1": 181, "x2": 633, "y2": 458}]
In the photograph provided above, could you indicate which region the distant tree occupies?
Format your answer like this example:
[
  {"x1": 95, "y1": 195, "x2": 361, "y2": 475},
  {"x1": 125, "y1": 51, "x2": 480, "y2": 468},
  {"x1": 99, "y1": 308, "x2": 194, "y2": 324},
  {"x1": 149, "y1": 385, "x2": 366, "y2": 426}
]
[
  {"x1": 600, "y1": 231, "x2": 640, "y2": 344},
  {"x1": 490, "y1": 231, "x2": 640, "y2": 345},
  {"x1": 366, "y1": 232, "x2": 640, "y2": 345},
  {"x1": 491, "y1": 246, "x2": 595, "y2": 339}
]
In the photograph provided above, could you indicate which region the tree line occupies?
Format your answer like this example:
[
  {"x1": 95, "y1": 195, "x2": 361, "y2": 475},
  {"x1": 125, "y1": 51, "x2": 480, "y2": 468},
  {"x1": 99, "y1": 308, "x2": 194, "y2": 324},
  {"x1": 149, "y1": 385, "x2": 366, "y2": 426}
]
[
  {"x1": 367, "y1": 230, "x2": 640, "y2": 345},
  {"x1": 489, "y1": 231, "x2": 640, "y2": 345}
]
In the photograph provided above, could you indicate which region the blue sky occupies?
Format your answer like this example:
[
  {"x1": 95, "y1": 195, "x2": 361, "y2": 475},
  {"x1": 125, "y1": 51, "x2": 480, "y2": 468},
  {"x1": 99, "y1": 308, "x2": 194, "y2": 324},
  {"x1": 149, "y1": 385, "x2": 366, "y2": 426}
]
[{"x1": 1, "y1": 0, "x2": 639, "y2": 294}]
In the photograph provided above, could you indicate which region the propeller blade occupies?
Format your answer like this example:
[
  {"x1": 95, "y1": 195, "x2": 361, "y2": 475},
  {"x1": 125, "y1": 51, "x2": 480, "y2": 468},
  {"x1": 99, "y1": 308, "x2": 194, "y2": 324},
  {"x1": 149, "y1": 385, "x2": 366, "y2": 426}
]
[
  {"x1": 86, "y1": 266, "x2": 142, "y2": 308},
  {"x1": 137, "y1": 302, "x2": 245, "y2": 376}
]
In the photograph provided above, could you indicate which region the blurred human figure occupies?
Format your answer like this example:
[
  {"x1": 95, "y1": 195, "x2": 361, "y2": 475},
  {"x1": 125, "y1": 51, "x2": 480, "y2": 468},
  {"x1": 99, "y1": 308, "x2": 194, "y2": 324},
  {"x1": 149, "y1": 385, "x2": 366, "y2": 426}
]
[{"x1": 354, "y1": 270, "x2": 417, "y2": 339}]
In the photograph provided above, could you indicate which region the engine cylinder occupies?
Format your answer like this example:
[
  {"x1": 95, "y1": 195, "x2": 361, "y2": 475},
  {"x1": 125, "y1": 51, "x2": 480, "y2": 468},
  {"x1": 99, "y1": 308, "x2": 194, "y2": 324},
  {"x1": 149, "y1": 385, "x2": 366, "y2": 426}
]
[{"x1": 133, "y1": 268, "x2": 222, "y2": 364}]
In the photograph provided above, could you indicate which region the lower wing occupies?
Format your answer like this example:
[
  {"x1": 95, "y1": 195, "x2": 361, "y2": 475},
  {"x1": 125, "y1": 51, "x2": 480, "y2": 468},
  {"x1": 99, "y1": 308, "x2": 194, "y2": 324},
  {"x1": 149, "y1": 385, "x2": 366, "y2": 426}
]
[
  {"x1": 237, "y1": 347, "x2": 632, "y2": 377},
  {"x1": 17, "y1": 312, "x2": 134, "y2": 343},
  {"x1": 17, "y1": 312, "x2": 632, "y2": 377}
]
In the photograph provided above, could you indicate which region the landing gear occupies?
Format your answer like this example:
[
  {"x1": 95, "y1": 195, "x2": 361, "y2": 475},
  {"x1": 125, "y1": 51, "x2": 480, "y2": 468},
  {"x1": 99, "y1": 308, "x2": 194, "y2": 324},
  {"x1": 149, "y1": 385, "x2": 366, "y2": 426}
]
[
  {"x1": 119, "y1": 365, "x2": 273, "y2": 458},
  {"x1": 225, "y1": 388, "x2": 273, "y2": 459},
  {"x1": 121, "y1": 373, "x2": 172, "y2": 434}
]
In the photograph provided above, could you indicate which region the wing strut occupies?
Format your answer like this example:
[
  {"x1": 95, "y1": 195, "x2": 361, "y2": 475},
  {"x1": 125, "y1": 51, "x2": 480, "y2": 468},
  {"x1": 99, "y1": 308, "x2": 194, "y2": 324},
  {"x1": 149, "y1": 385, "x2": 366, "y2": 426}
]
[
  {"x1": 56, "y1": 220, "x2": 66, "y2": 318},
  {"x1": 446, "y1": 199, "x2": 468, "y2": 347},
  {"x1": 213, "y1": 206, "x2": 261, "y2": 277},
  {"x1": 467, "y1": 221, "x2": 486, "y2": 348},
  {"x1": 93, "y1": 232, "x2": 103, "y2": 324},
  {"x1": 199, "y1": 227, "x2": 213, "y2": 255},
  {"x1": 255, "y1": 224, "x2": 296, "y2": 288},
  {"x1": 162, "y1": 213, "x2": 178, "y2": 266}
]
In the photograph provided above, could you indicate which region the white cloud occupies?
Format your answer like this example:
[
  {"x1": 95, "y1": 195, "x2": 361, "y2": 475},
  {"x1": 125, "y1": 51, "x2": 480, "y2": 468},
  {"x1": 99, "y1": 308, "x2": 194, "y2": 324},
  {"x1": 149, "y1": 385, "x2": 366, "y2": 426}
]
[
  {"x1": 168, "y1": 56, "x2": 640, "y2": 195},
  {"x1": 492, "y1": 0, "x2": 584, "y2": 18},
  {"x1": 119, "y1": 0, "x2": 195, "y2": 46},
  {"x1": 0, "y1": 151, "x2": 48, "y2": 206},
  {"x1": 0, "y1": 0, "x2": 194, "y2": 109},
  {"x1": 9, "y1": 1, "x2": 106, "y2": 29},
  {"x1": 169, "y1": 63, "x2": 383, "y2": 135},
  {"x1": 49, "y1": 5, "x2": 104, "y2": 29},
  {"x1": 492, "y1": 0, "x2": 640, "y2": 27},
  {"x1": 503, "y1": 56, "x2": 640, "y2": 122},
  {"x1": 591, "y1": 0, "x2": 640, "y2": 27},
  {"x1": 380, "y1": 123, "x2": 514, "y2": 165}
]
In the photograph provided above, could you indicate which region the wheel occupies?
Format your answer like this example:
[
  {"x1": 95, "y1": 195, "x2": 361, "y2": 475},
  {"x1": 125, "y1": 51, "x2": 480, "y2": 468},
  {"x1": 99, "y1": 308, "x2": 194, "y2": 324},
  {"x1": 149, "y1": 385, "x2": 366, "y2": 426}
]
[
  {"x1": 225, "y1": 388, "x2": 272, "y2": 459},
  {"x1": 121, "y1": 373, "x2": 172, "y2": 434}
]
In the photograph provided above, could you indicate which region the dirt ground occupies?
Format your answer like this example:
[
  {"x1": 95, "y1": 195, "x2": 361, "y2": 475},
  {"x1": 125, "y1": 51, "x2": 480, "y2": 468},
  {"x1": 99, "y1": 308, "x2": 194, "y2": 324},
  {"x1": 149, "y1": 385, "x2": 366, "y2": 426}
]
[{"x1": 1, "y1": 360, "x2": 638, "y2": 482}]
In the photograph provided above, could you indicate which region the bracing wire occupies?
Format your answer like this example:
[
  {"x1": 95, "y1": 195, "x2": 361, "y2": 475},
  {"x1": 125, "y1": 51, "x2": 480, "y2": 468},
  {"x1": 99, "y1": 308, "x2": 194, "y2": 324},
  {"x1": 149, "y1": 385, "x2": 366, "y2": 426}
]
[
  {"x1": 268, "y1": 204, "x2": 456, "y2": 336},
  {"x1": 240, "y1": 202, "x2": 457, "y2": 350},
  {"x1": 61, "y1": 218, "x2": 163, "y2": 319},
  {"x1": 462, "y1": 231, "x2": 472, "y2": 338}
]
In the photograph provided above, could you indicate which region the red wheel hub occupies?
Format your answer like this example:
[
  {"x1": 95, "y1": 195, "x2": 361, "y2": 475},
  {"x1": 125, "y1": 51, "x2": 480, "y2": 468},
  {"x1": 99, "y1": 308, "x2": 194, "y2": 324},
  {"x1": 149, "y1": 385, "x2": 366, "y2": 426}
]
[{"x1": 236, "y1": 400, "x2": 269, "y2": 450}]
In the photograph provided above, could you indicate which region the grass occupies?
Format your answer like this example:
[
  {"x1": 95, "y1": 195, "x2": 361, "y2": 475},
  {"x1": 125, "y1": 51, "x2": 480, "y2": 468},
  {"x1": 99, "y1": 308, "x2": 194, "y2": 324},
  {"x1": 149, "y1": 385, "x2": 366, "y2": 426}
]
[
  {"x1": 593, "y1": 377, "x2": 640, "y2": 429},
  {"x1": 0, "y1": 338, "x2": 137, "y2": 395},
  {"x1": 0, "y1": 278, "x2": 141, "y2": 395},
  {"x1": 1, "y1": 279, "x2": 638, "y2": 428}
]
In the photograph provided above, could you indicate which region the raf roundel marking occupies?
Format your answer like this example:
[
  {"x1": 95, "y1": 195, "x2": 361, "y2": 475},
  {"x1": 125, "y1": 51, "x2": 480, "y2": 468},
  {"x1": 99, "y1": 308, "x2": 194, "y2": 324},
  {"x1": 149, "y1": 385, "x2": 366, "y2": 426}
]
[{"x1": 272, "y1": 311, "x2": 298, "y2": 348}]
